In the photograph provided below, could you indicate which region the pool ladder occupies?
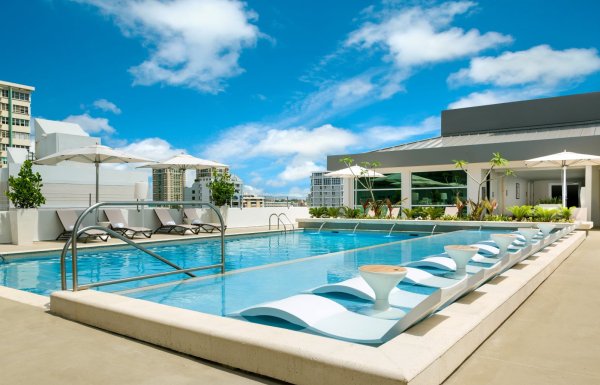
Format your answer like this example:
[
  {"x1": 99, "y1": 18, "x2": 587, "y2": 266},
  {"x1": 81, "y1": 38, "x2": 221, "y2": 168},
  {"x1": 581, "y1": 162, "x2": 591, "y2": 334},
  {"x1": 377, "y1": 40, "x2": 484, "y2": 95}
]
[{"x1": 269, "y1": 213, "x2": 296, "y2": 233}]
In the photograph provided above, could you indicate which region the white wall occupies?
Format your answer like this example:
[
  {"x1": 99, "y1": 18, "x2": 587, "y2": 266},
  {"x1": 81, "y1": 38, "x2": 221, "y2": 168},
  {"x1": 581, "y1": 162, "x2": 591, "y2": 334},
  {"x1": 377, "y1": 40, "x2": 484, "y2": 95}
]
[
  {"x1": 501, "y1": 175, "x2": 529, "y2": 213},
  {"x1": 0, "y1": 206, "x2": 310, "y2": 243}
]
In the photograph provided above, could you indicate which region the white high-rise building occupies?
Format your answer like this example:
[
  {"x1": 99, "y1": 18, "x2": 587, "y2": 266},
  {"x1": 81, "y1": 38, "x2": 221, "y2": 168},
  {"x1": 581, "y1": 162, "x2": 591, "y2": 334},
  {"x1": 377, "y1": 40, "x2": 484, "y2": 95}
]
[
  {"x1": 309, "y1": 171, "x2": 343, "y2": 207},
  {"x1": 0, "y1": 80, "x2": 34, "y2": 167}
]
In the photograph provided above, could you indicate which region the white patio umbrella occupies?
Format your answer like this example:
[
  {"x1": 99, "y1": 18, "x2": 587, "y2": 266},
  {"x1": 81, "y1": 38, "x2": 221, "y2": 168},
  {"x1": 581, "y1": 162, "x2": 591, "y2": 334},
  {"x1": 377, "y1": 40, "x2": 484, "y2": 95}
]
[
  {"x1": 525, "y1": 150, "x2": 600, "y2": 207},
  {"x1": 35, "y1": 144, "x2": 155, "y2": 203},
  {"x1": 137, "y1": 154, "x2": 228, "y2": 201},
  {"x1": 325, "y1": 165, "x2": 384, "y2": 179}
]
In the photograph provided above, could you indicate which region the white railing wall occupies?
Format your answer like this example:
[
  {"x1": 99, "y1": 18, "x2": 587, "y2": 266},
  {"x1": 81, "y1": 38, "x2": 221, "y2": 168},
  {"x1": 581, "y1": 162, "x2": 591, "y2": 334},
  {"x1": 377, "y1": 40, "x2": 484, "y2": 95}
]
[{"x1": 0, "y1": 206, "x2": 309, "y2": 244}]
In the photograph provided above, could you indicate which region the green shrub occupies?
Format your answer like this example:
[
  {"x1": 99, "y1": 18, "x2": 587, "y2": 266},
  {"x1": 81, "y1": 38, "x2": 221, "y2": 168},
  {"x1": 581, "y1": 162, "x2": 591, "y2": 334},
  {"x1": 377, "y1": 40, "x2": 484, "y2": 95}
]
[
  {"x1": 308, "y1": 207, "x2": 328, "y2": 218},
  {"x1": 327, "y1": 207, "x2": 341, "y2": 218},
  {"x1": 6, "y1": 160, "x2": 46, "y2": 208},
  {"x1": 557, "y1": 206, "x2": 575, "y2": 221},
  {"x1": 533, "y1": 206, "x2": 558, "y2": 222},
  {"x1": 507, "y1": 205, "x2": 533, "y2": 221},
  {"x1": 402, "y1": 207, "x2": 424, "y2": 219},
  {"x1": 537, "y1": 197, "x2": 561, "y2": 204},
  {"x1": 422, "y1": 206, "x2": 444, "y2": 220},
  {"x1": 440, "y1": 214, "x2": 458, "y2": 221},
  {"x1": 342, "y1": 206, "x2": 362, "y2": 219},
  {"x1": 484, "y1": 214, "x2": 512, "y2": 222}
]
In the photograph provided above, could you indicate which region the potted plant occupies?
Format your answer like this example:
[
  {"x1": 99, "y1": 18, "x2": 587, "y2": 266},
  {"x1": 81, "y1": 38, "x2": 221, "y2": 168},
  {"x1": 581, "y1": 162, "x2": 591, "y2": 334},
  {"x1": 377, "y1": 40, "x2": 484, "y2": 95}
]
[
  {"x1": 208, "y1": 169, "x2": 235, "y2": 224},
  {"x1": 5, "y1": 160, "x2": 46, "y2": 245}
]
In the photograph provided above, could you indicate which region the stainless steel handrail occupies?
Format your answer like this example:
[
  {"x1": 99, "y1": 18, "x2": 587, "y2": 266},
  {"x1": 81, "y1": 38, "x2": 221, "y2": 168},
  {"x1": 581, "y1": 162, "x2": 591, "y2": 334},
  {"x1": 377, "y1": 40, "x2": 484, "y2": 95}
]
[
  {"x1": 277, "y1": 213, "x2": 295, "y2": 231},
  {"x1": 268, "y1": 213, "x2": 279, "y2": 230},
  {"x1": 60, "y1": 201, "x2": 225, "y2": 292}
]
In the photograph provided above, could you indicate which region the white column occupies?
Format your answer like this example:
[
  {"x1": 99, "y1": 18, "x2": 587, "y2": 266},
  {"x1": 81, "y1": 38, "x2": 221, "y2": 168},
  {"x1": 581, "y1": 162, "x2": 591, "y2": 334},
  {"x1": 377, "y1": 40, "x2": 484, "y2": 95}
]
[
  {"x1": 400, "y1": 170, "x2": 411, "y2": 215},
  {"x1": 342, "y1": 178, "x2": 354, "y2": 207},
  {"x1": 584, "y1": 165, "x2": 594, "y2": 221}
]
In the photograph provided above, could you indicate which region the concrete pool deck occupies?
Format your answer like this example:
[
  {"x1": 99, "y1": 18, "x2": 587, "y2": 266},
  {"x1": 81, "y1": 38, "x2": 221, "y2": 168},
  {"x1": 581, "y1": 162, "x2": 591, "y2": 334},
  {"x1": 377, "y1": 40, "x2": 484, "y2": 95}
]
[{"x1": 0, "y1": 229, "x2": 597, "y2": 384}]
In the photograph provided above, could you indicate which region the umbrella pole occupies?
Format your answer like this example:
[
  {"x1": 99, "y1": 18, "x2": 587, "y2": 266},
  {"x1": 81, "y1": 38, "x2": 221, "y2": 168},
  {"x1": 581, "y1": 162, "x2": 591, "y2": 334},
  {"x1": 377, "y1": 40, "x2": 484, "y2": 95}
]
[
  {"x1": 96, "y1": 162, "x2": 100, "y2": 203},
  {"x1": 562, "y1": 164, "x2": 567, "y2": 207}
]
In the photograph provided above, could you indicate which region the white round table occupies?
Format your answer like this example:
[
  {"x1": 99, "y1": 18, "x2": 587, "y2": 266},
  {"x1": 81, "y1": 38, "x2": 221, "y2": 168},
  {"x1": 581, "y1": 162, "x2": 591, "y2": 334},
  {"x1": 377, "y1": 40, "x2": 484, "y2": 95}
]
[
  {"x1": 358, "y1": 265, "x2": 407, "y2": 319},
  {"x1": 490, "y1": 233, "x2": 519, "y2": 257},
  {"x1": 444, "y1": 245, "x2": 479, "y2": 279}
]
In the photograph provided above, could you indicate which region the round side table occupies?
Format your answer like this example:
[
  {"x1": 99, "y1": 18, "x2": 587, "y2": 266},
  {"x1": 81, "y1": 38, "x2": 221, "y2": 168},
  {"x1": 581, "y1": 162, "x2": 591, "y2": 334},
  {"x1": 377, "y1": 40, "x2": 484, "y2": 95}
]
[{"x1": 358, "y1": 265, "x2": 407, "y2": 319}]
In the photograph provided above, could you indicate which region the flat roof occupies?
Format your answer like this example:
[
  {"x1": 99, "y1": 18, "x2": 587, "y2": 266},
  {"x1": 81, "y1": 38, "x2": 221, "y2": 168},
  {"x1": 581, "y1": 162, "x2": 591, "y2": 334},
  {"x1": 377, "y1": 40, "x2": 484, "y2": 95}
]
[{"x1": 0, "y1": 80, "x2": 35, "y2": 91}]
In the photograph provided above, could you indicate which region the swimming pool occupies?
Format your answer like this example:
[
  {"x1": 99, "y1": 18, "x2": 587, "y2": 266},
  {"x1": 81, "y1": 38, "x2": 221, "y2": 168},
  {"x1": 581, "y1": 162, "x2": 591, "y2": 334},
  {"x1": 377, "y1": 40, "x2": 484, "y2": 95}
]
[{"x1": 0, "y1": 230, "x2": 425, "y2": 296}]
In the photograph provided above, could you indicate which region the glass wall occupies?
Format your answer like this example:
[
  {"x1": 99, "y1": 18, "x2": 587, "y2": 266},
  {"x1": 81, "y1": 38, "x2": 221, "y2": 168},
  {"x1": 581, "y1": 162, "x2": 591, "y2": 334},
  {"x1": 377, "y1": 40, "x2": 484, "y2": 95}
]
[
  {"x1": 411, "y1": 171, "x2": 467, "y2": 207},
  {"x1": 355, "y1": 173, "x2": 402, "y2": 206}
]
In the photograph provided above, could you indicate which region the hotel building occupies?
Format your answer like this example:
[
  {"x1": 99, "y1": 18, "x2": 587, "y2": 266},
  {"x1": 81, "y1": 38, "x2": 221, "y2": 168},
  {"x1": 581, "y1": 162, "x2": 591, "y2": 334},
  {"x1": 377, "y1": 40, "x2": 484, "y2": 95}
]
[
  {"x1": 328, "y1": 92, "x2": 600, "y2": 224},
  {"x1": 0, "y1": 80, "x2": 34, "y2": 167},
  {"x1": 309, "y1": 171, "x2": 344, "y2": 207}
]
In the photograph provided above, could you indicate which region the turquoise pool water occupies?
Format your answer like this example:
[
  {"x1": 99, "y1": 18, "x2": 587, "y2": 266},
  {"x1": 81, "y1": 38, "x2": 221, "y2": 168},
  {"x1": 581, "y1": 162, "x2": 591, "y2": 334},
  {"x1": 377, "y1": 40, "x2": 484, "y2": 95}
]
[
  {"x1": 0, "y1": 230, "x2": 424, "y2": 296},
  {"x1": 126, "y1": 230, "x2": 494, "y2": 316}
]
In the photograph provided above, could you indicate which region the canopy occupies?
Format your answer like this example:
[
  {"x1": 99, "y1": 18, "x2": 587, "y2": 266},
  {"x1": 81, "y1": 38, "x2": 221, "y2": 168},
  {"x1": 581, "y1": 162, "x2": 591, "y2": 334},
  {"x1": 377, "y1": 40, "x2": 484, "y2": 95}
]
[
  {"x1": 525, "y1": 150, "x2": 600, "y2": 207},
  {"x1": 35, "y1": 144, "x2": 154, "y2": 203},
  {"x1": 137, "y1": 154, "x2": 227, "y2": 170}
]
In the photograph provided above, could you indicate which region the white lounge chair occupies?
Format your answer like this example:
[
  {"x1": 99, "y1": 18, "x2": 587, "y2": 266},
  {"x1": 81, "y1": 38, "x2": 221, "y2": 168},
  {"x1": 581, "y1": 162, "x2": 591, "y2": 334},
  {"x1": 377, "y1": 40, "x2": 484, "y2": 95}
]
[
  {"x1": 154, "y1": 208, "x2": 200, "y2": 235},
  {"x1": 104, "y1": 209, "x2": 153, "y2": 239},
  {"x1": 183, "y1": 208, "x2": 225, "y2": 233},
  {"x1": 56, "y1": 210, "x2": 109, "y2": 243},
  {"x1": 235, "y1": 290, "x2": 443, "y2": 344}
]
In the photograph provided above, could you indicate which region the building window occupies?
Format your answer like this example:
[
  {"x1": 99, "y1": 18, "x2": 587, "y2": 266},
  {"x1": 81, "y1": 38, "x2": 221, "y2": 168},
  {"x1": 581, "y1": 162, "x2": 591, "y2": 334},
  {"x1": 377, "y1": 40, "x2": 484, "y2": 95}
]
[
  {"x1": 11, "y1": 91, "x2": 30, "y2": 101},
  {"x1": 13, "y1": 105, "x2": 29, "y2": 114},
  {"x1": 411, "y1": 171, "x2": 467, "y2": 207},
  {"x1": 355, "y1": 173, "x2": 402, "y2": 207},
  {"x1": 0, "y1": 89, "x2": 9, "y2": 97}
]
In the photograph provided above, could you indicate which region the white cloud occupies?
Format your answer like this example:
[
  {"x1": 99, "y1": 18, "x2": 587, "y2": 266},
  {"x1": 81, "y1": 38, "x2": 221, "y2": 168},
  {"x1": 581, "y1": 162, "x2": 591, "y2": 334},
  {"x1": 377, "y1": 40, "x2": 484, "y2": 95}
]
[
  {"x1": 287, "y1": 186, "x2": 309, "y2": 198},
  {"x1": 362, "y1": 116, "x2": 440, "y2": 144},
  {"x1": 449, "y1": 45, "x2": 600, "y2": 87},
  {"x1": 116, "y1": 137, "x2": 185, "y2": 161},
  {"x1": 64, "y1": 113, "x2": 116, "y2": 135},
  {"x1": 277, "y1": 160, "x2": 324, "y2": 183},
  {"x1": 93, "y1": 99, "x2": 122, "y2": 114},
  {"x1": 76, "y1": 0, "x2": 261, "y2": 92},
  {"x1": 203, "y1": 123, "x2": 358, "y2": 161},
  {"x1": 346, "y1": 1, "x2": 511, "y2": 67},
  {"x1": 447, "y1": 87, "x2": 551, "y2": 109}
]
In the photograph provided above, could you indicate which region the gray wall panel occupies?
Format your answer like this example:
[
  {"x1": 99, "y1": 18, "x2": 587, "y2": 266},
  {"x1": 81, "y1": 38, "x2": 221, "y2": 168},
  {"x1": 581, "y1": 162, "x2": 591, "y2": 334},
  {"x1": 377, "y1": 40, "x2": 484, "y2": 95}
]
[{"x1": 442, "y1": 92, "x2": 600, "y2": 136}]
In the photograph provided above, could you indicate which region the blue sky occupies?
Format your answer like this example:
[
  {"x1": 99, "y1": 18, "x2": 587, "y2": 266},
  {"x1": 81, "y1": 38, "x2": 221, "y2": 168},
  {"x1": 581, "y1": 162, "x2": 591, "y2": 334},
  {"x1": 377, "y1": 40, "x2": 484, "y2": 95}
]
[{"x1": 2, "y1": 0, "x2": 600, "y2": 197}]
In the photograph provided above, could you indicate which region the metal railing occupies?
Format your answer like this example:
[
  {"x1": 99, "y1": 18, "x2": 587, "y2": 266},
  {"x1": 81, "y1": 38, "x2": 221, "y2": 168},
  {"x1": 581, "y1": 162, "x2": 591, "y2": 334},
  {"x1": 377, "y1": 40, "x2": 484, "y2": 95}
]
[
  {"x1": 268, "y1": 213, "x2": 296, "y2": 233},
  {"x1": 60, "y1": 201, "x2": 225, "y2": 292}
]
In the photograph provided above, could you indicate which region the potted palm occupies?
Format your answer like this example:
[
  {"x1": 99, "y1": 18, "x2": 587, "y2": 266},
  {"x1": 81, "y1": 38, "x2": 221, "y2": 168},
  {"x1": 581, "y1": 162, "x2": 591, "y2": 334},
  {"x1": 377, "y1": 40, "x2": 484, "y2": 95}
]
[
  {"x1": 5, "y1": 160, "x2": 46, "y2": 245},
  {"x1": 208, "y1": 169, "x2": 235, "y2": 225}
]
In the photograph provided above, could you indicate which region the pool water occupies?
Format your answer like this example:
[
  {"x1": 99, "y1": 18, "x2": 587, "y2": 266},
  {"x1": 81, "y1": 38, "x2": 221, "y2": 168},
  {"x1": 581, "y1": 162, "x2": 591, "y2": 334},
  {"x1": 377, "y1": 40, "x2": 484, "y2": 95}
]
[
  {"x1": 126, "y1": 230, "x2": 495, "y2": 316},
  {"x1": 0, "y1": 230, "x2": 424, "y2": 296}
]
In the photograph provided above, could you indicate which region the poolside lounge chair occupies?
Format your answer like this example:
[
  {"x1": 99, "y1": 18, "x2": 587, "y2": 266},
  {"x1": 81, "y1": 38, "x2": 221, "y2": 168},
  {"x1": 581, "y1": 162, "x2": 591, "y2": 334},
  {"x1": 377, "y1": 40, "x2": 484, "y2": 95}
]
[
  {"x1": 183, "y1": 208, "x2": 226, "y2": 233},
  {"x1": 235, "y1": 290, "x2": 443, "y2": 344},
  {"x1": 104, "y1": 209, "x2": 153, "y2": 239},
  {"x1": 154, "y1": 208, "x2": 200, "y2": 235},
  {"x1": 56, "y1": 210, "x2": 109, "y2": 243},
  {"x1": 444, "y1": 206, "x2": 459, "y2": 216}
]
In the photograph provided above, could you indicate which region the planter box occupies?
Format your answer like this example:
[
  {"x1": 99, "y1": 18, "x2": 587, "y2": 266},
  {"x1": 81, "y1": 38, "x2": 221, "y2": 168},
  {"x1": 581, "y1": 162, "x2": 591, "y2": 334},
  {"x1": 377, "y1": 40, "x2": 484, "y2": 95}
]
[{"x1": 9, "y1": 209, "x2": 38, "y2": 245}]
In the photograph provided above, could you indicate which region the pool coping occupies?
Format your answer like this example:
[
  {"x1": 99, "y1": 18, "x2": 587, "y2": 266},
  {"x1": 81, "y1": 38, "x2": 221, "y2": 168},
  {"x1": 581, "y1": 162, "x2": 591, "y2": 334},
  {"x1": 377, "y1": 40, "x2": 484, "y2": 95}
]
[{"x1": 49, "y1": 230, "x2": 585, "y2": 385}]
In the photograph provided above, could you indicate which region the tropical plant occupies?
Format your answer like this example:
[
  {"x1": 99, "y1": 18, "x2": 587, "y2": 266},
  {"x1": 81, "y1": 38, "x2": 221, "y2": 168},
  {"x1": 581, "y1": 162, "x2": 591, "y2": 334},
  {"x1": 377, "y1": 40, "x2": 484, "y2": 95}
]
[
  {"x1": 422, "y1": 206, "x2": 444, "y2": 220},
  {"x1": 6, "y1": 160, "x2": 46, "y2": 208},
  {"x1": 484, "y1": 214, "x2": 512, "y2": 222},
  {"x1": 507, "y1": 205, "x2": 533, "y2": 221},
  {"x1": 453, "y1": 153, "x2": 513, "y2": 220},
  {"x1": 342, "y1": 206, "x2": 362, "y2": 219},
  {"x1": 339, "y1": 157, "x2": 381, "y2": 204},
  {"x1": 537, "y1": 196, "x2": 561, "y2": 204},
  {"x1": 533, "y1": 206, "x2": 558, "y2": 222},
  {"x1": 327, "y1": 207, "x2": 341, "y2": 218},
  {"x1": 440, "y1": 214, "x2": 458, "y2": 221},
  {"x1": 208, "y1": 169, "x2": 235, "y2": 206},
  {"x1": 557, "y1": 206, "x2": 574, "y2": 221},
  {"x1": 308, "y1": 207, "x2": 328, "y2": 218},
  {"x1": 402, "y1": 207, "x2": 424, "y2": 219}
]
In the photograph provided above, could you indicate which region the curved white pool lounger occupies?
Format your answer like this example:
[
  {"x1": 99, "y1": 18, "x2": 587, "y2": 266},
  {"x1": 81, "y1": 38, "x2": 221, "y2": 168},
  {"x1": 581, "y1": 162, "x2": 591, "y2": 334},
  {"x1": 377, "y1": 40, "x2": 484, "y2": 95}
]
[
  {"x1": 235, "y1": 290, "x2": 443, "y2": 344},
  {"x1": 403, "y1": 254, "x2": 499, "y2": 271}
]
